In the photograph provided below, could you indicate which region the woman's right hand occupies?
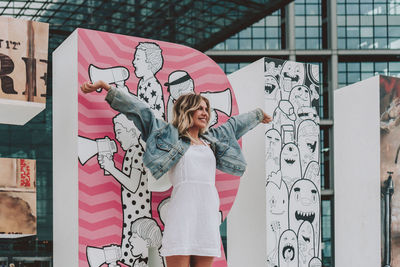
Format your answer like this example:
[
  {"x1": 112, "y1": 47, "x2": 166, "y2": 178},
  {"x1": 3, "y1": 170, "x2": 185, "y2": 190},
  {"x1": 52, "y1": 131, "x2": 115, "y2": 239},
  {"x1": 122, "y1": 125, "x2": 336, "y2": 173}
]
[{"x1": 80, "y1": 80, "x2": 111, "y2": 94}]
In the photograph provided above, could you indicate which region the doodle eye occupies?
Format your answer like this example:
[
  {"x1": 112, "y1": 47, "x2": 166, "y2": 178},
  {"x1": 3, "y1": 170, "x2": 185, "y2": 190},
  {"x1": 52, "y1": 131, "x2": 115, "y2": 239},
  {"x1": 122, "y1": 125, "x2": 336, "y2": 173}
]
[
  {"x1": 270, "y1": 196, "x2": 276, "y2": 207},
  {"x1": 294, "y1": 187, "x2": 300, "y2": 200},
  {"x1": 311, "y1": 189, "x2": 317, "y2": 202}
]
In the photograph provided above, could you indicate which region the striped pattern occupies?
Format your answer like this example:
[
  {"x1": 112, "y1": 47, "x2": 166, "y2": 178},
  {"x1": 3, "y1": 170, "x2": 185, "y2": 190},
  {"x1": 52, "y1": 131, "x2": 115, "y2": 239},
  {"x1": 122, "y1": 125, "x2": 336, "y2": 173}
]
[{"x1": 77, "y1": 28, "x2": 239, "y2": 267}]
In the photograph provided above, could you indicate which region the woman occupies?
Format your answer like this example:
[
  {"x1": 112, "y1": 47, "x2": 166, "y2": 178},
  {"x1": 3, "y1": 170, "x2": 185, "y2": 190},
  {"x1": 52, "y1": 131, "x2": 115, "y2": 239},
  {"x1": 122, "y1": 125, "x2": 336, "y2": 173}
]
[{"x1": 81, "y1": 80, "x2": 272, "y2": 267}]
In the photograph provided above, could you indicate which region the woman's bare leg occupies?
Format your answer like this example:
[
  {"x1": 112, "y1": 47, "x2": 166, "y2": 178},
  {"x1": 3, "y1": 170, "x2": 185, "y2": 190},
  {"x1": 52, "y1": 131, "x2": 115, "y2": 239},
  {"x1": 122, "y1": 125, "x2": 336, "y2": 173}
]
[
  {"x1": 190, "y1": 256, "x2": 214, "y2": 267},
  {"x1": 165, "y1": 255, "x2": 190, "y2": 267}
]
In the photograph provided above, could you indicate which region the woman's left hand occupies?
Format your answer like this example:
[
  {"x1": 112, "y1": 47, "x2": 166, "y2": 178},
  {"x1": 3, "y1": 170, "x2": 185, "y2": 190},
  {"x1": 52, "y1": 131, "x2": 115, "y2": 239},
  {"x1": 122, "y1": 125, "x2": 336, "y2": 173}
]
[{"x1": 261, "y1": 111, "x2": 272, "y2": 124}]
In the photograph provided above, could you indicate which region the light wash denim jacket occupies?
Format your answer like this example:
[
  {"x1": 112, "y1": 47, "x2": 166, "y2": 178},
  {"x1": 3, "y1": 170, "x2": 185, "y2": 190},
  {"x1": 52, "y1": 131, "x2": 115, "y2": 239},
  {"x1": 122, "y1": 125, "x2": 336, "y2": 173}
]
[{"x1": 105, "y1": 87, "x2": 264, "y2": 179}]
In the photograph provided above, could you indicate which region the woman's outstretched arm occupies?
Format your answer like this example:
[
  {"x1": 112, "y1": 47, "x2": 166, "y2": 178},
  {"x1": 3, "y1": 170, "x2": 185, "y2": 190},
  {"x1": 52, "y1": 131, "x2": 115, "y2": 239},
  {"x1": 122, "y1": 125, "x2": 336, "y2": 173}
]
[
  {"x1": 81, "y1": 80, "x2": 167, "y2": 141},
  {"x1": 208, "y1": 108, "x2": 271, "y2": 140}
]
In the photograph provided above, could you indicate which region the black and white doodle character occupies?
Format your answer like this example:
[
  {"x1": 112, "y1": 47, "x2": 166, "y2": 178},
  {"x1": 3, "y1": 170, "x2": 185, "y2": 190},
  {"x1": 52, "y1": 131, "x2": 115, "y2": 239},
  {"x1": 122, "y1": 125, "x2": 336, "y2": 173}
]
[
  {"x1": 280, "y1": 61, "x2": 305, "y2": 100},
  {"x1": 164, "y1": 70, "x2": 232, "y2": 127},
  {"x1": 265, "y1": 61, "x2": 282, "y2": 78},
  {"x1": 296, "y1": 107, "x2": 319, "y2": 126},
  {"x1": 265, "y1": 128, "x2": 282, "y2": 177},
  {"x1": 165, "y1": 70, "x2": 195, "y2": 122},
  {"x1": 99, "y1": 114, "x2": 151, "y2": 266},
  {"x1": 272, "y1": 100, "x2": 296, "y2": 144},
  {"x1": 303, "y1": 161, "x2": 320, "y2": 189},
  {"x1": 289, "y1": 179, "x2": 320, "y2": 258},
  {"x1": 308, "y1": 257, "x2": 322, "y2": 267},
  {"x1": 280, "y1": 143, "x2": 302, "y2": 189},
  {"x1": 266, "y1": 180, "x2": 289, "y2": 267},
  {"x1": 306, "y1": 64, "x2": 320, "y2": 104},
  {"x1": 297, "y1": 221, "x2": 315, "y2": 267},
  {"x1": 289, "y1": 85, "x2": 311, "y2": 125},
  {"x1": 278, "y1": 229, "x2": 299, "y2": 267},
  {"x1": 128, "y1": 217, "x2": 164, "y2": 267},
  {"x1": 265, "y1": 75, "x2": 282, "y2": 116},
  {"x1": 133, "y1": 42, "x2": 165, "y2": 119},
  {"x1": 297, "y1": 120, "x2": 319, "y2": 176}
]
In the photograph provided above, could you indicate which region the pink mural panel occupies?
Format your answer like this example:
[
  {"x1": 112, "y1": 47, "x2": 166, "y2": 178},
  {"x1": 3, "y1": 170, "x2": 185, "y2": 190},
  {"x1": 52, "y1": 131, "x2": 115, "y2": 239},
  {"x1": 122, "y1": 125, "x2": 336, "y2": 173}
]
[{"x1": 77, "y1": 28, "x2": 238, "y2": 267}]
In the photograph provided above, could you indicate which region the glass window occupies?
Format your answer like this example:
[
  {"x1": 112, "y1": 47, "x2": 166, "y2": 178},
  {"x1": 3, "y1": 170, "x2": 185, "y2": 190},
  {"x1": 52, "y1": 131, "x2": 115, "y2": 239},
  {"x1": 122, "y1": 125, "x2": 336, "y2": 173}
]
[
  {"x1": 389, "y1": 38, "x2": 400, "y2": 48},
  {"x1": 253, "y1": 39, "x2": 266, "y2": 50},
  {"x1": 307, "y1": 27, "x2": 320, "y2": 37},
  {"x1": 360, "y1": 3, "x2": 373, "y2": 15},
  {"x1": 347, "y1": 4, "x2": 359, "y2": 15},
  {"x1": 361, "y1": 27, "x2": 373, "y2": 37},
  {"x1": 212, "y1": 10, "x2": 281, "y2": 51},
  {"x1": 253, "y1": 27, "x2": 265, "y2": 38},
  {"x1": 239, "y1": 39, "x2": 251, "y2": 50},
  {"x1": 389, "y1": 26, "x2": 400, "y2": 37}
]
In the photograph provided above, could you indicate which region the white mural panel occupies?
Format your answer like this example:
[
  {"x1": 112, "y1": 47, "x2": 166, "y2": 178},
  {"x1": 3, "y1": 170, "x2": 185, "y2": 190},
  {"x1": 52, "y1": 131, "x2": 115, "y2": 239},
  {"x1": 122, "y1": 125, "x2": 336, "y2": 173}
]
[{"x1": 264, "y1": 58, "x2": 321, "y2": 267}]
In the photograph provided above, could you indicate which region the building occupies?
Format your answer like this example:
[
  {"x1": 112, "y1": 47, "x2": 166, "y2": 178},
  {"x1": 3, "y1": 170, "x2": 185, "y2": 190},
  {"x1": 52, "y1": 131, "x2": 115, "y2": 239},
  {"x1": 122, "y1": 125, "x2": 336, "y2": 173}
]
[{"x1": 0, "y1": 0, "x2": 399, "y2": 266}]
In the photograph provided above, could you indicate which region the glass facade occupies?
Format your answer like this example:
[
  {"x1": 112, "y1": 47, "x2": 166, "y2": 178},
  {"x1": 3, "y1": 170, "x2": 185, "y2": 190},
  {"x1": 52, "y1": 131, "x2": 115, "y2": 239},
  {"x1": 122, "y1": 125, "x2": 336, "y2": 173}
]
[
  {"x1": 337, "y1": 0, "x2": 400, "y2": 49},
  {"x1": 295, "y1": 0, "x2": 323, "y2": 49},
  {"x1": 338, "y1": 61, "x2": 400, "y2": 87},
  {"x1": 212, "y1": 10, "x2": 282, "y2": 50}
]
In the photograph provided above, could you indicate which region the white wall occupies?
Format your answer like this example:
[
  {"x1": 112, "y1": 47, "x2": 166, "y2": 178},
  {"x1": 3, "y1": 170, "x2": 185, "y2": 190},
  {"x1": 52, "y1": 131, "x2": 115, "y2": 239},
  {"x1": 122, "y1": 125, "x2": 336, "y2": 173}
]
[
  {"x1": 334, "y1": 76, "x2": 381, "y2": 267},
  {"x1": 227, "y1": 58, "x2": 267, "y2": 267},
  {"x1": 52, "y1": 30, "x2": 79, "y2": 267}
]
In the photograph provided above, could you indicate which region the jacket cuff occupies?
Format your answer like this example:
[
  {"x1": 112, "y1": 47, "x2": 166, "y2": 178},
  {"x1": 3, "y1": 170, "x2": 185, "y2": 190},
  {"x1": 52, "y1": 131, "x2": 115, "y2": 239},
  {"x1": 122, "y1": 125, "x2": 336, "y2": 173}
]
[
  {"x1": 254, "y1": 108, "x2": 264, "y2": 122},
  {"x1": 105, "y1": 86, "x2": 118, "y2": 105}
]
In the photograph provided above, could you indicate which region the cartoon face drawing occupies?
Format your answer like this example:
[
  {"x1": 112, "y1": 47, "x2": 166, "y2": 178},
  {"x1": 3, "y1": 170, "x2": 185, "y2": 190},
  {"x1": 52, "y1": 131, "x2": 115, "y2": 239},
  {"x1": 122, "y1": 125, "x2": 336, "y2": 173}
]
[
  {"x1": 297, "y1": 107, "x2": 319, "y2": 125},
  {"x1": 278, "y1": 229, "x2": 299, "y2": 267},
  {"x1": 266, "y1": 181, "x2": 289, "y2": 267},
  {"x1": 280, "y1": 143, "x2": 302, "y2": 189},
  {"x1": 166, "y1": 70, "x2": 194, "y2": 100},
  {"x1": 280, "y1": 61, "x2": 305, "y2": 99},
  {"x1": 129, "y1": 232, "x2": 148, "y2": 257},
  {"x1": 114, "y1": 123, "x2": 137, "y2": 151},
  {"x1": 266, "y1": 181, "x2": 289, "y2": 217},
  {"x1": 289, "y1": 85, "x2": 311, "y2": 116},
  {"x1": 298, "y1": 221, "x2": 315, "y2": 267},
  {"x1": 265, "y1": 75, "x2": 281, "y2": 100},
  {"x1": 289, "y1": 179, "x2": 320, "y2": 257},
  {"x1": 265, "y1": 61, "x2": 282, "y2": 77},
  {"x1": 308, "y1": 257, "x2": 322, "y2": 267},
  {"x1": 265, "y1": 129, "x2": 282, "y2": 175},
  {"x1": 297, "y1": 120, "x2": 319, "y2": 175},
  {"x1": 132, "y1": 49, "x2": 149, "y2": 78}
]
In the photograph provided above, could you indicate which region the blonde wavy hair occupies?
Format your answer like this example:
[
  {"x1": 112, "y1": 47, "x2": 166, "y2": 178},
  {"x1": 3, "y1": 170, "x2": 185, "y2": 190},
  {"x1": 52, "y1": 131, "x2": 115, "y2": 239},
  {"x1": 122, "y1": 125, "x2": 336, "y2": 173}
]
[{"x1": 172, "y1": 93, "x2": 211, "y2": 139}]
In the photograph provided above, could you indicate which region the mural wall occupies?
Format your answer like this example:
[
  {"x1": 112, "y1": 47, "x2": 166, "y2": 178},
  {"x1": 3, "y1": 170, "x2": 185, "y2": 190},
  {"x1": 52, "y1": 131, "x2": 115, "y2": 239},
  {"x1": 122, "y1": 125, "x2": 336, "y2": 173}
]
[
  {"x1": 264, "y1": 58, "x2": 322, "y2": 267},
  {"x1": 76, "y1": 28, "x2": 238, "y2": 267},
  {"x1": 0, "y1": 157, "x2": 36, "y2": 237},
  {"x1": 380, "y1": 75, "x2": 400, "y2": 266}
]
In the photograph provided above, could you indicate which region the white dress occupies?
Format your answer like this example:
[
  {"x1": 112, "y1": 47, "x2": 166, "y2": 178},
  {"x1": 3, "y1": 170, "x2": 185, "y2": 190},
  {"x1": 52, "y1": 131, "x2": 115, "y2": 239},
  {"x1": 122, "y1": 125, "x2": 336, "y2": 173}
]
[{"x1": 160, "y1": 141, "x2": 221, "y2": 257}]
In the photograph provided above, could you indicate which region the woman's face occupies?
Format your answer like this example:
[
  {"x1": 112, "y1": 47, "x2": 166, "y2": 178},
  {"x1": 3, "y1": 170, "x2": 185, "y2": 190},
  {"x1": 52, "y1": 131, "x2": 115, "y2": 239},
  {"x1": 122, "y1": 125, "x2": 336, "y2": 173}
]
[{"x1": 191, "y1": 100, "x2": 209, "y2": 130}]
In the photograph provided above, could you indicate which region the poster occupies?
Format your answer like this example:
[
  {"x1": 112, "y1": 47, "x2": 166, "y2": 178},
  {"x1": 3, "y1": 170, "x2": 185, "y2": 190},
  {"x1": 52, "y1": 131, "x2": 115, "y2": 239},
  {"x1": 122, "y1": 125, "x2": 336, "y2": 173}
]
[
  {"x1": 380, "y1": 75, "x2": 400, "y2": 266},
  {"x1": 0, "y1": 16, "x2": 48, "y2": 103},
  {"x1": 0, "y1": 157, "x2": 36, "y2": 238}
]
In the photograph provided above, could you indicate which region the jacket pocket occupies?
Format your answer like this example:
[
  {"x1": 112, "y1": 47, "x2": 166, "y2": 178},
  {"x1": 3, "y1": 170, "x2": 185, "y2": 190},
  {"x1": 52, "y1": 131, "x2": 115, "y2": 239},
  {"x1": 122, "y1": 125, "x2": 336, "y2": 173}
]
[
  {"x1": 155, "y1": 134, "x2": 172, "y2": 151},
  {"x1": 215, "y1": 139, "x2": 230, "y2": 157}
]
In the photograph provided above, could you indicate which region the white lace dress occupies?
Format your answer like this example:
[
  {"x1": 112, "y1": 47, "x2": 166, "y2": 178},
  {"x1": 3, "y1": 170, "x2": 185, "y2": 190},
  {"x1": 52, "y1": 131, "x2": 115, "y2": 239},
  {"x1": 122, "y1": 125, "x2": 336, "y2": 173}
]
[{"x1": 160, "y1": 142, "x2": 221, "y2": 257}]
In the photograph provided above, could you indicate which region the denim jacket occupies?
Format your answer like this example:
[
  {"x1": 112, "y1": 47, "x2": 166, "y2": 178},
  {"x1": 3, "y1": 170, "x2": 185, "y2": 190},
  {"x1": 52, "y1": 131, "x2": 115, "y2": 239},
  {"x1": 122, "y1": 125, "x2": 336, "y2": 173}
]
[{"x1": 105, "y1": 87, "x2": 263, "y2": 179}]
